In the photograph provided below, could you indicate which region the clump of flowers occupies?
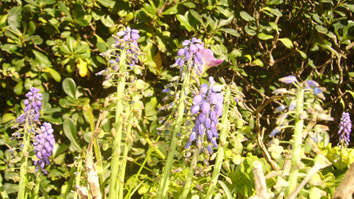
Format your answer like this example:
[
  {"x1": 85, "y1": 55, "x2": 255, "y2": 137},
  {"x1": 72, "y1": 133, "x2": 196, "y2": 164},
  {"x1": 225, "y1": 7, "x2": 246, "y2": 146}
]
[
  {"x1": 186, "y1": 76, "x2": 224, "y2": 155},
  {"x1": 16, "y1": 87, "x2": 42, "y2": 124},
  {"x1": 173, "y1": 37, "x2": 223, "y2": 78},
  {"x1": 12, "y1": 88, "x2": 55, "y2": 173},
  {"x1": 338, "y1": 112, "x2": 351, "y2": 146},
  {"x1": 96, "y1": 27, "x2": 141, "y2": 78},
  {"x1": 33, "y1": 122, "x2": 55, "y2": 173}
]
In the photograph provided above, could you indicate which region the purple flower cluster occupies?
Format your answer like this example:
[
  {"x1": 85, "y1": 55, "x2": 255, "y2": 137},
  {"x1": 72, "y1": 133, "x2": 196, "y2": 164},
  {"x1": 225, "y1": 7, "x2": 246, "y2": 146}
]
[
  {"x1": 16, "y1": 87, "x2": 42, "y2": 124},
  {"x1": 186, "y1": 77, "x2": 224, "y2": 155},
  {"x1": 175, "y1": 37, "x2": 204, "y2": 75},
  {"x1": 338, "y1": 112, "x2": 351, "y2": 146},
  {"x1": 33, "y1": 122, "x2": 55, "y2": 173},
  {"x1": 97, "y1": 27, "x2": 140, "y2": 76}
]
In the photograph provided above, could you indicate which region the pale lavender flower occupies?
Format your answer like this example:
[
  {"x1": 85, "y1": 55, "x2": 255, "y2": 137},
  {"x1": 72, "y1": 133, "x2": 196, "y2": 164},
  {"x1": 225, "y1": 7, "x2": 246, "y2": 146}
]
[
  {"x1": 279, "y1": 75, "x2": 297, "y2": 84},
  {"x1": 338, "y1": 112, "x2": 351, "y2": 146},
  {"x1": 33, "y1": 122, "x2": 55, "y2": 174}
]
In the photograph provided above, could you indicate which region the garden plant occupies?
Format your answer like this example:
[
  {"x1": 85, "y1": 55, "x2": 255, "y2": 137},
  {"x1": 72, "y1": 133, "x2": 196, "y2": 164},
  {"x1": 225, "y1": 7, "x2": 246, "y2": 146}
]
[{"x1": 1, "y1": 0, "x2": 354, "y2": 198}]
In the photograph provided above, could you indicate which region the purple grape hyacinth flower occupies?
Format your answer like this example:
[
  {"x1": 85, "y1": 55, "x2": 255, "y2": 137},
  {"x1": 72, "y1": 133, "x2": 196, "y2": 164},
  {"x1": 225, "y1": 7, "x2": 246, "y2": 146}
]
[
  {"x1": 174, "y1": 38, "x2": 223, "y2": 77},
  {"x1": 186, "y1": 77, "x2": 224, "y2": 155},
  {"x1": 97, "y1": 27, "x2": 141, "y2": 77},
  {"x1": 33, "y1": 122, "x2": 55, "y2": 173},
  {"x1": 338, "y1": 112, "x2": 351, "y2": 146},
  {"x1": 16, "y1": 87, "x2": 42, "y2": 124}
]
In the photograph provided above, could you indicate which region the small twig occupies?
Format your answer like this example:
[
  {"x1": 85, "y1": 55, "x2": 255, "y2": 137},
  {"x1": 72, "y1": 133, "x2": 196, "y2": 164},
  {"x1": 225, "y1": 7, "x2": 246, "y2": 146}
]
[{"x1": 250, "y1": 161, "x2": 274, "y2": 199}]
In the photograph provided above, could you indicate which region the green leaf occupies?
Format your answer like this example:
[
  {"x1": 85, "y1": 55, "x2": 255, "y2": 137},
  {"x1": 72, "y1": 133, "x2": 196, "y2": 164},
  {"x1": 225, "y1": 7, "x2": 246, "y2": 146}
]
[
  {"x1": 101, "y1": 15, "x2": 114, "y2": 27},
  {"x1": 240, "y1": 11, "x2": 255, "y2": 22},
  {"x1": 315, "y1": 25, "x2": 328, "y2": 34},
  {"x1": 63, "y1": 118, "x2": 81, "y2": 151},
  {"x1": 62, "y1": 78, "x2": 77, "y2": 99},
  {"x1": 33, "y1": 50, "x2": 52, "y2": 67},
  {"x1": 14, "y1": 81, "x2": 23, "y2": 95},
  {"x1": 66, "y1": 36, "x2": 76, "y2": 53},
  {"x1": 43, "y1": 67, "x2": 61, "y2": 82},
  {"x1": 7, "y1": 6, "x2": 21, "y2": 30},
  {"x1": 257, "y1": 32, "x2": 273, "y2": 40},
  {"x1": 96, "y1": 0, "x2": 115, "y2": 8},
  {"x1": 252, "y1": 59, "x2": 264, "y2": 67},
  {"x1": 218, "y1": 16, "x2": 233, "y2": 28},
  {"x1": 244, "y1": 25, "x2": 257, "y2": 36},
  {"x1": 296, "y1": 49, "x2": 307, "y2": 59},
  {"x1": 262, "y1": 7, "x2": 283, "y2": 17},
  {"x1": 183, "y1": 2, "x2": 196, "y2": 8},
  {"x1": 1, "y1": 113, "x2": 15, "y2": 124},
  {"x1": 220, "y1": 28, "x2": 240, "y2": 37},
  {"x1": 190, "y1": 10, "x2": 203, "y2": 24},
  {"x1": 145, "y1": 97, "x2": 157, "y2": 121},
  {"x1": 279, "y1": 38, "x2": 293, "y2": 48},
  {"x1": 176, "y1": 13, "x2": 194, "y2": 32},
  {"x1": 58, "y1": 1, "x2": 72, "y2": 20},
  {"x1": 162, "y1": 5, "x2": 178, "y2": 15},
  {"x1": 218, "y1": 181, "x2": 232, "y2": 199}
]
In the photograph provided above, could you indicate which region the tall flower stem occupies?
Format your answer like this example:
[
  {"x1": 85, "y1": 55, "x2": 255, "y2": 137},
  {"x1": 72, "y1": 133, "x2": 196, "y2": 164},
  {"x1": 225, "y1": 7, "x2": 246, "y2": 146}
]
[
  {"x1": 109, "y1": 51, "x2": 127, "y2": 199},
  {"x1": 119, "y1": 107, "x2": 133, "y2": 199},
  {"x1": 157, "y1": 74, "x2": 190, "y2": 199},
  {"x1": 179, "y1": 148, "x2": 199, "y2": 199},
  {"x1": 74, "y1": 156, "x2": 83, "y2": 199},
  {"x1": 18, "y1": 119, "x2": 30, "y2": 199},
  {"x1": 287, "y1": 87, "x2": 304, "y2": 195},
  {"x1": 205, "y1": 87, "x2": 230, "y2": 198},
  {"x1": 33, "y1": 170, "x2": 41, "y2": 199}
]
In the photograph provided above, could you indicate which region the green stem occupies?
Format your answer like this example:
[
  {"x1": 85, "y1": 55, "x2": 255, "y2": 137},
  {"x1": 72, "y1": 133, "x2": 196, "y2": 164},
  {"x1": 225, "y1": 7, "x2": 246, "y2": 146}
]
[
  {"x1": 33, "y1": 171, "x2": 41, "y2": 199},
  {"x1": 205, "y1": 87, "x2": 231, "y2": 199},
  {"x1": 157, "y1": 74, "x2": 190, "y2": 199},
  {"x1": 179, "y1": 148, "x2": 199, "y2": 199},
  {"x1": 287, "y1": 87, "x2": 304, "y2": 195},
  {"x1": 119, "y1": 109, "x2": 133, "y2": 199},
  {"x1": 126, "y1": 145, "x2": 153, "y2": 198},
  {"x1": 74, "y1": 156, "x2": 83, "y2": 199},
  {"x1": 109, "y1": 51, "x2": 127, "y2": 199},
  {"x1": 18, "y1": 119, "x2": 30, "y2": 199}
]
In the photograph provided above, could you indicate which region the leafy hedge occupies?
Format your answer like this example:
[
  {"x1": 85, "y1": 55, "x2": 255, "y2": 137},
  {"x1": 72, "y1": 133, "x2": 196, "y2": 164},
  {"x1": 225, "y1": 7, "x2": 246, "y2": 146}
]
[{"x1": 1, "y1": 0, "x2": 354, "y2": 198}]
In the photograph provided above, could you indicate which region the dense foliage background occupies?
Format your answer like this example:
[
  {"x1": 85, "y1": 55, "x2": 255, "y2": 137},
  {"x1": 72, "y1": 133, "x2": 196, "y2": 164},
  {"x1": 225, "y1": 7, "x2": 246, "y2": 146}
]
[{"x1": 1, "y1": 0, "x2": 354, "y2": 198}]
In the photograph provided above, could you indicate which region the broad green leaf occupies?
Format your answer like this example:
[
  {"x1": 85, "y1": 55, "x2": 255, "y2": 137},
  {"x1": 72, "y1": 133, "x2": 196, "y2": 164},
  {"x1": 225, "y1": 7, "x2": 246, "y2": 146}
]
[
  {"x1": 220, "y1": 28, "x2": 240, "y2": 37},
  {"x1": 279, "y1": 38, "x2": 293, "y2": 48},
  {"x1": 297, "y1": 49, "x2": 307, "y2": 59},
  {"x1": 240, "y1": 11, "x2": 255, "y2": 22},
  {"x1": 1, "y1": 113, "x2": 15, "y2": 124},
  {"x1": 315, "y1": 25, "x2": 328, "y2": 34},
  {"x1": 262, "y1": 7, "x2": 283, "y2": 17},
  {"x1": 96, "y1": 0, "x2": 115, "y2": 7},
  {"x1": 7, "y1": 6, "x2": 21, "y2": 30},
  {"x1": 190, "y1": 10, "x2": 203, "y2": 24},
  {"x1": 63, "y1": 118, "x2": 81, "y2": 151},
  {"x1": 58, "y1": 1, "x2": 72, "y2": 20},
  {"x1": 183, "y1": 2, "x2": 196, "y2": 8},
  {"x1": 43, "y1": 67, "x2": 61, "y2": 82},
  {"x1": 244, "y1": 25, "x2": 257, "y2": 36},
  {"x1": 252, "y1": 59, "x2": 263, "y2": 67},
  {"x1": 162, "y1": 6, "x2": 178, "y2": 15},
  {"x1": 258, "y1": 32, "x2": 273, "y2": 40},
  {"x1": 176, "y1": 13, "x2": 194, "y2": 32},
  {"x1": 145, "y1": 97, "x2": 157, "y2": 121},
  {"x1": 66, "y1": 36, "x2": 76, "y2": 53},
  {"x1": 33, "y1": 50, "x2": 52, "y2": 67},
  {"x1": 14, "y1": 81, "x2": 23, "y2": 95},
  {"x1": 101, "y1": 15, "x2": 114, "y2": 27},
  {"x1": 218, "y1": 16, "x2": 233, "y2": 28},
  {"x1": 62, "y1": 78, "x2": 77, "y2": 99}
]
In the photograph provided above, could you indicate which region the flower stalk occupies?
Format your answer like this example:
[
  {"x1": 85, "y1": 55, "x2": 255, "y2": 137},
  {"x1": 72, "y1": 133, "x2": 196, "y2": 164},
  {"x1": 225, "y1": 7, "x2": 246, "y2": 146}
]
[
  {"x1": 18, "y1": 119, "x2": 30, "y2": 199},
  {"x1": 205, "y1": 86, "x2": 230, "y2": 198},
  {"x1": 179, "y1": 147, "x2": 199, "y2": 199},
  {"x1": 109, "y1": 50, "x2": 127, "y2": 199},
  {"x1": 157, "y1": 73, "x2": 190, "y2": 199},
  {"x1": 287, "y1": 86, "x2": 304, "y2": 195}
]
